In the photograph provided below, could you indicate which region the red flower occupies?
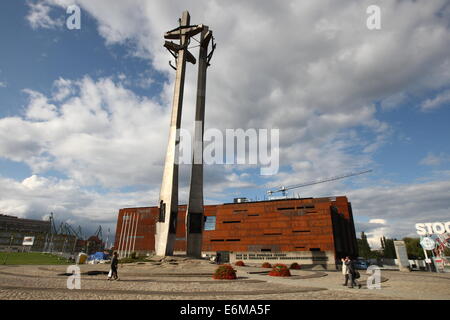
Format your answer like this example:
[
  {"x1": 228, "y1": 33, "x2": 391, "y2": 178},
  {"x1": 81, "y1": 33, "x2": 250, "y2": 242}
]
[
  {"x1": 268, "y1": 264, "x2": 291, "y2": 277},
  {"x1": 290, "y1": 263, "x2": 302, "y2": 270},
  {"x1": 213, "y1": 264, "x2": 237, "y2": 280}
]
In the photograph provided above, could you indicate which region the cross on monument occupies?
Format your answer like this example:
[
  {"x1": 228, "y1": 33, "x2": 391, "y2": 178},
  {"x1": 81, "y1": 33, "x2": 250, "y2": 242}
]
[{"x1": 155, "y1": 11, "x2": 215, "y2": 257}]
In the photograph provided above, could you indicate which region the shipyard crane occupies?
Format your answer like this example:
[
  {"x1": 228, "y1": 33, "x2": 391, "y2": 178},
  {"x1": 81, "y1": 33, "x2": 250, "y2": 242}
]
[
  {"x1": 94, "y1": 226, "x2": 103, "y2": 241},
  {"x1": 266, "y1": 169, "x2": 372, "y2": 198}
]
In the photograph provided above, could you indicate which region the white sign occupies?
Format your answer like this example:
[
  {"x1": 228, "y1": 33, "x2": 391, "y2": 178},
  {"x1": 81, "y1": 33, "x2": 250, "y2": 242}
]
[
  {"x1": 420, "y1": 237, "x2": 435, "y2": 250},
  {"x1": 415, "y1": 222, "x2": 450, "y2": 235},
  {"x1": 22, "y1": 236, "x2": 35, "y2": 246}
]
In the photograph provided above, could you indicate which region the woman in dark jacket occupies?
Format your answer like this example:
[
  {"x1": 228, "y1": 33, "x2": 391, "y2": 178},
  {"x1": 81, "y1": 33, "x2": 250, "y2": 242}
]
[{"x1": 345, "y1": 258, "x2": 361, "y2": 289}]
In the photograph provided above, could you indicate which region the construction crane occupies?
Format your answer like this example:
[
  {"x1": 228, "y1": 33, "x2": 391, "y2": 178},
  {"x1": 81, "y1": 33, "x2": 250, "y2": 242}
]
[
  {"x1": 266, "y1": 169, "x2": 372, "y2": 198},
  {"x1": 94, "y1": 226, "x2": 103, "y2": 241},
  {"x1": 45, "y1": 212, "x2": 58, "y2": 253}
]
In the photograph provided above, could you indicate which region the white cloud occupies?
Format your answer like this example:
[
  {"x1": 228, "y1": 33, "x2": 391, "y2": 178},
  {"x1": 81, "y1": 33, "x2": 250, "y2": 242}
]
[
  {"x1": 1, "y1": 76, "x2": 170, "y2": 188},
  {"x1": 0, "y1": 174, "x2": 154, "y2": 237},
  {"x1": 45, "y1": 0, "x2": 449, "y2": 183},
  {"x1": 421, "y1": 88, "x2": 450, "y2": 111},
  {"x1": 23, "y1": 89, "x2": 59, "y2": 120},
  {"x1": 26, "y1": 1, "x2": 64, "y2": 30},
  {"x1": 52, "y1": 78, "x2": 75, "y2": 101},
  {"x1": 368, "y1": 219, "x2": 386, "y2": 225},
  {"x1": 348, "y1": 179, "x2": 450, "y2": 247},
  {"x1": 420, "y1": 152, "x2": 449, "y2": 166}
]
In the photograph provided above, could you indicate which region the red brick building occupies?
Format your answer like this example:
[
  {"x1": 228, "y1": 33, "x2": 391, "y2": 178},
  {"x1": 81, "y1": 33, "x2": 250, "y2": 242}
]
[{"x1": 114, "y1": 196, "x2": 358, "y2": 265}]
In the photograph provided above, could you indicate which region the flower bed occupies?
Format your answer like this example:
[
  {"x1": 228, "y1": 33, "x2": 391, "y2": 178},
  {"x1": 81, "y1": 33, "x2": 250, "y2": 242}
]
[
  {"x1": 268, "y1": 264, "x2": 291, "y2": 277},
  {"x1": 213, "y1": 264, "x2": 237, "y2": 280},
  {"x1": 290, "y1": 262, "x2": 302, "y2": 270},
  {"x1": 262, "y1": 262, "x2": 272, "y2": 268},
  {"x1": 235, "y1": 260, "x2": 245, "y2": 267}
]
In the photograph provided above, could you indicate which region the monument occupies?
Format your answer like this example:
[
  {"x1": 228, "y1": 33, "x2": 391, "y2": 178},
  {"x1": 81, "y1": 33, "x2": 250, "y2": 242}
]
[
  {"x1": 394, "y1": 240, "x2": 411, "y2": 272},
  {"x1": 186, "y1": 25, "x2": 215, "y2": 258},
  {"x1": 155, "y1": 11, "x2": 215, "y2": 257}
]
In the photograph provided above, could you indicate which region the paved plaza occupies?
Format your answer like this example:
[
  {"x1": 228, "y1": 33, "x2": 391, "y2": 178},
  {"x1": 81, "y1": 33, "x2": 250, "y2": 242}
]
[{"x1": 0, "y1": 258, "x2": 449, "y2": 300}]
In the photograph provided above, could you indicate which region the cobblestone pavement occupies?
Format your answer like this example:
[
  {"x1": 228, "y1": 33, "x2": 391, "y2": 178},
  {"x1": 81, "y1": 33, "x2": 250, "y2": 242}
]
[{"x1": 0, "y1": 260, "x2": 449, "y2": 300}]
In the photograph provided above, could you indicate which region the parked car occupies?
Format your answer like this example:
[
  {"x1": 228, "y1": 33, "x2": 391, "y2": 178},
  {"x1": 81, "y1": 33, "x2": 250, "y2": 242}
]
[{"x1": 354, "y1": 259, "x2": 369, "y2": 270}]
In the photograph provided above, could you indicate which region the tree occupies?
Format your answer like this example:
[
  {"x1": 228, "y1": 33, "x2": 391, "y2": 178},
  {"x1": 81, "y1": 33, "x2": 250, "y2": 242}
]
[
  {"x1": 403, "y1": 237, "x2": 425, "y2": 259},
  {"x1": 380, "y1": 236, "x2": 396, "y2": 259},
  {"x1": 357, "y1": 232, "x2": 372, "y2": 259}
]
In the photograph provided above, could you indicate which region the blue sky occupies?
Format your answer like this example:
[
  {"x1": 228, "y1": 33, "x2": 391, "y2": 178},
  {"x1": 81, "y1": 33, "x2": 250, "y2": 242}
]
[{"x1": 0, "y1": 0, "x2": 449, "y2": 247}]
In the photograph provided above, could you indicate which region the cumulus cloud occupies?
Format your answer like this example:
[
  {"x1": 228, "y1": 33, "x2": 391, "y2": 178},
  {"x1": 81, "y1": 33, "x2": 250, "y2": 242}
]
[
  {"x1": 27, "y1": 1, "x2": 449, "y2": 182},
  {"x1": 0, "y1": 174, "x2": 155, "y2": 238},
  {"x1": 1, "y1": 76, "x2": 170, "y2": 188},
  {"x1": 421, "y1": 88, "x2": 450, "y2": 111},
  {"x1": 26, "y1": 1, "x2": 64, "y2": 30},
  {"x1": 420, "y1": 152, "x2": 449, "y2": 166},
  {"x1": 23, "y1": 89, "x2": 59, "y2": 120},
  {"x1": 347, "y1": 179, "x2": 450, "y2": 247}
]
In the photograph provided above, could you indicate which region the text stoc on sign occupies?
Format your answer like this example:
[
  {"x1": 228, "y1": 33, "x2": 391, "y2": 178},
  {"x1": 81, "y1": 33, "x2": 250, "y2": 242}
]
[{"x1": 415, "y1": 222, "x2": 450, "y2": 235}]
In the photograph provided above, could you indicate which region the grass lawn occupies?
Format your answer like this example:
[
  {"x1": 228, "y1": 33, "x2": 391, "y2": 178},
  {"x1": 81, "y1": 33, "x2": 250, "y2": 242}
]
[
  {"x1": 119, "y1": 256, "x2": 149, "y2": 264},
  {"x1": 0, "y1": 252, "x2": 72, "y2": 265}
]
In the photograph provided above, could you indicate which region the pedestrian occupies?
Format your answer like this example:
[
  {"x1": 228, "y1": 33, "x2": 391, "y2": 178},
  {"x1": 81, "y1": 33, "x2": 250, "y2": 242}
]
[
  {"x1": 345, "y1": 257, "x2": 361, "y2": 289},
  {"x1": 108, "y1": 251, "x2": 119, "y2": 281},
  {"x1": 341, "y1": 257, "x2": 349, "y2": 286}
]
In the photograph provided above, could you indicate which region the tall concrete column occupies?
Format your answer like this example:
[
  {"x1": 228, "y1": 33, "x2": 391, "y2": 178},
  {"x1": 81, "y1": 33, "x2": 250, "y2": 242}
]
[
  {"x1": 155, "y1": 11, "x2": 191, "y2": 257},
  {"x1": 186, "y1": 27, "x2": 213, "y2": 258}
]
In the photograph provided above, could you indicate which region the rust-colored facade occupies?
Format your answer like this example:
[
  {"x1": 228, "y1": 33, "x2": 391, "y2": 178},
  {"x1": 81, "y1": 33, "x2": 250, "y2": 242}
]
[{"x1": 114, "y1": 196, "x2": 358, "y2": 261}]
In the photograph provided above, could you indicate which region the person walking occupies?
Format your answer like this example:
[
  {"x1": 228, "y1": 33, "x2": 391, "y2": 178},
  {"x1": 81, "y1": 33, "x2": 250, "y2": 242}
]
[
  {"x1": 341, "y1": 257, "x2": 349, "y2": 286},
  {"x1": 345, "y1": 257, "x2": 361, "y2": 289},
  {"x1": 108, "y1": 251, "x2": 119, "y2": 281}
]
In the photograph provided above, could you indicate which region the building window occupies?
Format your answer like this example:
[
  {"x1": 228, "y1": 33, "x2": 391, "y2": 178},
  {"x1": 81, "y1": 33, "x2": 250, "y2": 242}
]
[
  {"x1": 310, "y1": 248, "x2": 321, "y2": 251},
  {"x1": 204, "y1": 216, "x2": 216, "y2": 231},
  {"x1": 293, "y1": 230, "x2": 310, "y2": 233},
  {"x1": 264, "y1": 233, "x2": 282, "y2": 236},
  {"x1": 226, "y1": 239, "x2": 240, "y2": 242},
  {"x1": 297, "y1": 205, "x2": 315, "y2": 209},
  {"x1": 277, "y1": 207, "x2": 295, "y2": 211},
  {"x1": 223, "y1": 220, "x2": 241, "y2": 224},
  {"x1": 247, "y1": 214, "x2": 259, "y2": 217}
]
